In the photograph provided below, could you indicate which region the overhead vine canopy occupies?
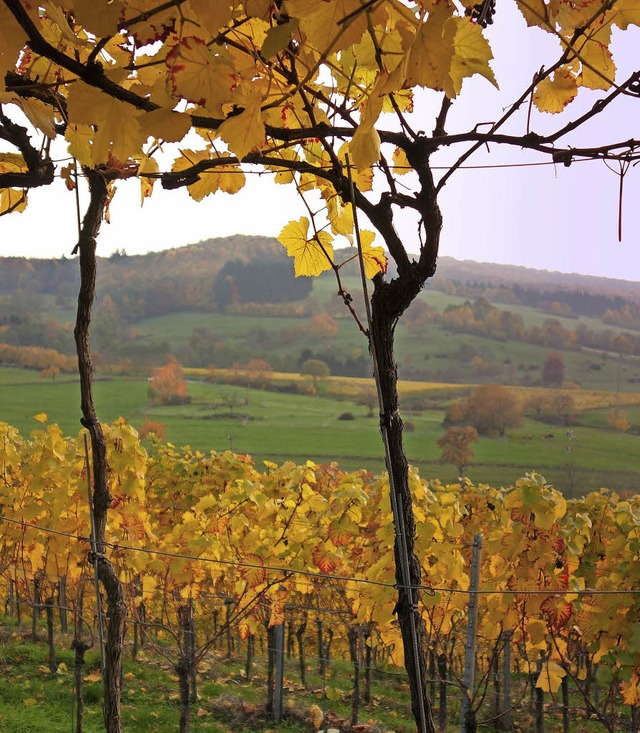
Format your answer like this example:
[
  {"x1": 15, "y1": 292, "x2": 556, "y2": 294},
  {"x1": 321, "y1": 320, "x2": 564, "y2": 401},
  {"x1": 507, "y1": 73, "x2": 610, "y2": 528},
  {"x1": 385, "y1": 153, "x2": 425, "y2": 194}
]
[{"x1": 1, "y1": 0, "x2": 639, "y2": 276}]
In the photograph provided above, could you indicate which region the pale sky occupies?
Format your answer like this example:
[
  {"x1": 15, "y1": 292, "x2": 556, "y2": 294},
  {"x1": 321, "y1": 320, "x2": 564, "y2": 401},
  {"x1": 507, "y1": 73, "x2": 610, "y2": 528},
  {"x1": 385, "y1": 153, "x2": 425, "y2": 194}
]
[{"x1": 2, "y1": 3, "x2": 640, "y2": 284}]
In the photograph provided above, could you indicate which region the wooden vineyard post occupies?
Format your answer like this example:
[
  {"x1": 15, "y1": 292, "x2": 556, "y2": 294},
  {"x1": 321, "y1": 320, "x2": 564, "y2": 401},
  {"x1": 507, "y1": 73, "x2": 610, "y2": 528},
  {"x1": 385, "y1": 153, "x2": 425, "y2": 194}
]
[
  {"x1": 438, "y1": 653, "x2": 448, "y2": 733},
  {"x1": 58, "y1": 576, "x2": 68, "y2": 633},
  {"x1": 535, "y1": 657, "x2": 545, "y2": 733},
  {"x1": 272, "y1": 622, "x2": 285, "y2": 723},
  {"x1": 45, "y1": 596, "x2": 56, "y2": 673},
  {"x1": 461, "y1": 534, "x2": 482, "y2": 733},
  {"x1": 244, "y1": 634, "x2": 255, "y2": 682},
  {"x1": 561, "y1": 663, "x2": 569, "y2": 733},
  {"x1": 316, "y1": 618, "x2": 324, "y2": 674},
  {"x1": 7, "y1": 578, "x2": 15, "y2": 618},
  {"x1": 499, "y1": 631, "x2": 512, "y2": 731},
  {"x1": 72, "y1": 638, "x2": 91, "y2": 733}
]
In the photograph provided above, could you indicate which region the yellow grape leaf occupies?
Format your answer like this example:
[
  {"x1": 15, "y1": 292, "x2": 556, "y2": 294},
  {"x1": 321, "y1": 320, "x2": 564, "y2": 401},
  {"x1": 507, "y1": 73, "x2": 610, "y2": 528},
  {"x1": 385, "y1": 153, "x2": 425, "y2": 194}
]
[
  {"x1": 450, "y1": 17, "x2": 498, "y2": 95},
  {"x1": 140, "y1": 109, "x2": 192, "y2": 143},
  {"x1": 359, "y1": 230, "x2": 387, "y2": 279},
  {"x1": 23, "y1": 698, "x2": 37, "y2": 707},
  {"x1": 65, "y1": 124, "x2": 93, "y2": 166},
  {"x1": 124, "y1": 672, "x2": 135, "y2": 680},
  {"x1": 326, "y1": 194, "x2": 354, "y2": 238},
  {"x1": 33, "y1": 413, "x2": 48, "y2": 423},
  {"x1": 167, "y1": 37, "x2": 236, "y2": 117},
  {"x1": 217, "y1": 87, "x2": 266, "y2": 160},
  {"x1": 84, "y1": 669, "x2": 102, "y2": 683},
  {"x1": 67, "y1": 83, "x2": 146, "y2": 164},
  {"x1": 0, "y1": 4, "x2": 27, "y2": 85},
  {"x1": 406, "y1": 7, "x2": 456, "y2": 96},
  {"x1": 139, "y1": 155, "x2": 159, "y2": 205},
  {"x1": 72, "y1": 0, "x2": 125, "y2": 36},
  {"x1": 515, "y1": 0, "x2": 552, "y2": 28},
  {"x1": 349, "y1": 122, "x2": 380, "y2": 172},
  {"x1": 536, "y1": 660, "x2": 566, "y2": 694},
  {"x1": 621, "y1": 674, "x2": 640, "y2": 706},
  {"x1": 392, "y1": 147, "x2": 411, "y2": 174},
  {"x1": 262, "y1": 21, "x2": 298, "y2": 58},
  {"x1": 172, "y1": 149, "x2": 246, "y2": 200},
  {"x1": 286, "y1": 0, "x2": 367, "y2": 55},
  {"x1": 278, "y1": 217, "x2": 334, "y2": 277},
  {"x1": 189, "y1": 0, "x2": 234, "y2": 33},
  {"x1": 577, "y1": 38, "x2": 615, "y2": 91},
  {"x1": 612, "y1": 0, "x2": 640, "y2": 29},
  {"x1": 246, "y1": 0, "x2": 272, "y2": 19},
  {"x1": 9, "y1": 96, "x2": 58, "y2": 139},
  {"x1": 533, "y1": 68, "x2": 579, "y2": 113},
  {"x1": 0, "y1": 188, "x2": 27, "y2": 215},
  {"x1": 528, "y1": 618, "x2": 547, "y2": 645}
]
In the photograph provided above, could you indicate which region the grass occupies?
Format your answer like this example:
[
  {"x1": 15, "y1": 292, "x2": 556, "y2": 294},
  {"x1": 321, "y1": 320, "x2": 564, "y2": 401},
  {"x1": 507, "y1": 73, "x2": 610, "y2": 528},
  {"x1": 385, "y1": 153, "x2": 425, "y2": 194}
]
[
  {"x1": 2, "y1": 366, "x2": 639, "y2": 495},
  {"x1": 0, "y1": 614, "x2": 624, "y2": 733}
]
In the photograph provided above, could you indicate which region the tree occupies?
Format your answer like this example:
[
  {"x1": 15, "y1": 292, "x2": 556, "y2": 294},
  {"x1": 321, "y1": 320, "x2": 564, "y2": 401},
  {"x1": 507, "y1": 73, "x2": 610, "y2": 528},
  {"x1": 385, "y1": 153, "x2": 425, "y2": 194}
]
[
  {"x1": 2, "y1": 3, "x2": 639, "y2": 731},
  {"x1": 447, "y1": 384, "x2": 522, "y2": 437},
  {"x1": 542, "y1": 351, "x2": 566, "y2": 388},
  {"x1": 301, "y1": 358, "x2": 330, "y2": 391},
  {"x1": 437, "y1": 426, "x2": 479, "y2": 476},
  {"x1": 148, "y1": 359, "x2": 188, "y2": 405}
]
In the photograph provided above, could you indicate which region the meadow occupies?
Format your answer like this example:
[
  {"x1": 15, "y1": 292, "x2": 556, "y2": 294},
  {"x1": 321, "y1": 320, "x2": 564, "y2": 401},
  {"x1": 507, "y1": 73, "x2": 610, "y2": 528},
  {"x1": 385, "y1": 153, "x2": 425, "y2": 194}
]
[{"x1": 2, "y1": 366, "x2": 639, "y2": 496}]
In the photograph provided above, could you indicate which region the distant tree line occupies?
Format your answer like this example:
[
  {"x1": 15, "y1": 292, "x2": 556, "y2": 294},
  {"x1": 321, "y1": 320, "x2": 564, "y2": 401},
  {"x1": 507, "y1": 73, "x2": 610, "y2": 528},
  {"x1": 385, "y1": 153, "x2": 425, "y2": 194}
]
[{"x1": 407, "y1": 297, "x2": 640, "y2": 357}]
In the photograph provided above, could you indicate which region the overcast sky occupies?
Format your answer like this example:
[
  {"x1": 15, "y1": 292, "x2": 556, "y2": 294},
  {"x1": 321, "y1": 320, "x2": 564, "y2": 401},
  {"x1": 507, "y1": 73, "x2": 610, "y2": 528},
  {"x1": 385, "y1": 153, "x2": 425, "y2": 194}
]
[{"x1": 2, "y1": 3, "x2": 640, "y2": 284}]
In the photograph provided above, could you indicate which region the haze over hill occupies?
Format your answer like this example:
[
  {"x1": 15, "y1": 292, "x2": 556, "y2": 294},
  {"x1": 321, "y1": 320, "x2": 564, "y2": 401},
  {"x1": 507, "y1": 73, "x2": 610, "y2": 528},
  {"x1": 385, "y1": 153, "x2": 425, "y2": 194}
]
[{"x1": 1, "y1": 234, "x2": 640, "y2": 392}]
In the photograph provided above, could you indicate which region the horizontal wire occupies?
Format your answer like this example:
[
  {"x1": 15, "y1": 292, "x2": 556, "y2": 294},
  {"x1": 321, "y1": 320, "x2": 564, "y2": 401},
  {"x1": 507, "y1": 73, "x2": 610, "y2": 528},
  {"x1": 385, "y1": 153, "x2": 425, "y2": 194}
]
[{"x1": 3, "y1": 514, "x2": 640, "y2": 597}]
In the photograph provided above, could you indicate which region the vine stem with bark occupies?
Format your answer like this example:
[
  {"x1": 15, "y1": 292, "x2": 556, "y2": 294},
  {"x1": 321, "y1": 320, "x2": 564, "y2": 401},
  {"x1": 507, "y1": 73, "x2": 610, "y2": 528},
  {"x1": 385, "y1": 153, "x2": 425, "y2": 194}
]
[{"x1": 73, "y1": 169, "x2": 127, "y2": 733}]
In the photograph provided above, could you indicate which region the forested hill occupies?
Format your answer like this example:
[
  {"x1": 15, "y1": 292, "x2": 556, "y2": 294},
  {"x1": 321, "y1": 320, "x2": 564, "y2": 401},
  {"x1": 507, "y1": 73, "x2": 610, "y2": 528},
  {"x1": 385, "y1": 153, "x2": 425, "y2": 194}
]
[{"x1": 1, "y1": 235, "x2": 639, "y2": 317}]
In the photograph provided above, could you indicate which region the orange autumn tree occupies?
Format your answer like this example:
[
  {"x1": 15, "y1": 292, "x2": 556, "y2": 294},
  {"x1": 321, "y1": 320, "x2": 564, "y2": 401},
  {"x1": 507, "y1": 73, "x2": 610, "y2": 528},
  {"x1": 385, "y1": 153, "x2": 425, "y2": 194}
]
[
  {"x1": 2, "y1": 2, "x2": 640, "y2": 732},
  {"x1": 148, "y1": 358, "x2": 188, "y2": 405}
]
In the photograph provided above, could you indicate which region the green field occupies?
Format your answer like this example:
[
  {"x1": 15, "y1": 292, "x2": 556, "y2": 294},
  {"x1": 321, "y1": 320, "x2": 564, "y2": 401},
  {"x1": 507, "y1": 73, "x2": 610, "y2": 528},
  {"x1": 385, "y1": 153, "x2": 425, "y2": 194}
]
[{"x1": 2, "y1": 367, "x2": 639, "y2": 497}]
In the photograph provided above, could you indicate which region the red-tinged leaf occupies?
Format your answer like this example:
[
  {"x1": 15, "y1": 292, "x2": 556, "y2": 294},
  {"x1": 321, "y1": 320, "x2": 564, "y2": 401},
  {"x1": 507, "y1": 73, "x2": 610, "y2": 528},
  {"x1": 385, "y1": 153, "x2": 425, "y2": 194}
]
[
  {"x1": 327, "y1": 517, "x2": 359, "y2": 546},
  {"x1": 541, "y1": 595, "x2": 572, "y2": 629},
  {"x1": 166, "y1": 37, "x2": 235, "y2": 117},
  {"x1": 240, "y1": 554, "x2": 267, "y2": 588},
  {"x1": 312, "y1": 544, "x2": 340, "y2": 574}
]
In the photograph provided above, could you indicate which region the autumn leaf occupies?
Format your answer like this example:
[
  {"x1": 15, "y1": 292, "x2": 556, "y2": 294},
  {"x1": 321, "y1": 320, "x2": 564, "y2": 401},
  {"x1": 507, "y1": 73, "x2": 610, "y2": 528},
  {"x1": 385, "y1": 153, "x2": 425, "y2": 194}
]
[
  {"x1": 217, "y1": 87, "x2": 266, "y2": 160},
  {"x1": 172, "y1": 149, "x2": 246, "y2": 201},
  {"x1": 139, "y1": 155, "x2": 159, "y2": 205},
  {"x1": 536, "y1": 660, "x2": 566, "y2": 694},
  {"x1": 359, "y1": 230, "x2": 387, "y2": 279},
  {"x1": 262, "y1": 21, "x2": 298, "y2": 58},
  {"x1": 66, "y1": 83, "x2": 146, "y2": 165},
  {"x1": 450, "y1": 18, "x2": 498, "y2": 95},
  {"x1": 621, "y1": 674, "x2": 640, "y2": 706},
  {"x1": 278, "y1": 217, "x2": 334, "y2": 277},
  {"x1": 140, "y1": 109, "x2": 192, "y2": 143},
  {"x1": 405, "y1": 6, "x2": 457, "y2": 96},
  {"x1": 328, "y1": 517, "x2": 359, "y2": 546},
  {"x1": 0, "y1": 4, "x2": 27, "y2": 84},
  {"x1": 33, "y1": 413, "x2": 48, "y2": 423},
  {"x1": 240, "y1": 554, "x2": 267, "y2": 588},
  {"x1": 73, "y1": 0, "x2": 125, "y2": 37},
  {"x1": 541, "y1": 595, "x2": 572, "y2": 629},
  {"x1": 84, "y1": 669, "x2": 102, "y2": 683},
  {"x1": 166, "y1": 37, "x2": 236, "y2": 117},
  {"x1": 286, "y1": 0, "x2": 367, "y2": 56},
  {"x1": 534, "y1": 68, "x2": 579, "y2": 113},
  {"x1": 312, "y1": 543, "x2": 340, "y2": 574},
  {"x1": 189, "y1": 0, "x2": 234, "y2": 34}
]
